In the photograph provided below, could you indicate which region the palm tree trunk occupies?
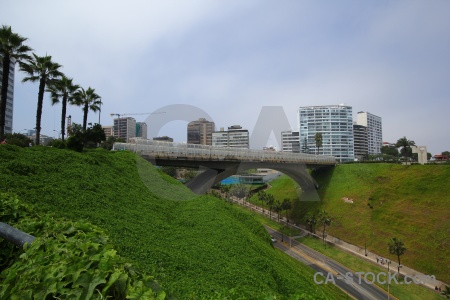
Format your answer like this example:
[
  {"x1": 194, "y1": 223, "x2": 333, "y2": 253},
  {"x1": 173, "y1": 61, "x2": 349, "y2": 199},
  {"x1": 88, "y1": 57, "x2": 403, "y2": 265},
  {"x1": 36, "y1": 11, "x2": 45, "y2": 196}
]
[
  {"x1": 83, "y1": 104, "x2": 88, "y2": 131},
  {"x1": 61, "y1": 96, "x2": 67, "y2": 141},
  {"x1": 322, "y1": 224, "x2": 326, "y2": 247},
  {"x1": 0, "y1": 56, "x2": 11, "y2": 141},
  {"x1": 35, "y1": 75, "x2": 46, "y2": 145}
]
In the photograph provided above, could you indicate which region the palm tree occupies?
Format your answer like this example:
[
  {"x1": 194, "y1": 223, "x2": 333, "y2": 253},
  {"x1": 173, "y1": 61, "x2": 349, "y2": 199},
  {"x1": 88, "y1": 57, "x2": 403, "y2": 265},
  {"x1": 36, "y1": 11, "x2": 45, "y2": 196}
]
[
  {"x1": 281, "y1": 198, "x2": 292, "y2": 223},
  {"x1": 20, "y1": 53, "x2": 63, "y2": 145},
  {"x1": 266, "y1": 194, "x2": 275, "y2": 219},
  {"x1": 274, "y1": 200, "x2": 282, "y2": 222},
  {"x1": 388, "y1": 237, "x2": 406, "y2": 275},
  {"x1": 46, "y1": 76, "x2": 79, "y2": 141},
  {"x1": 74, "y1": 87, "x2": 101, "y2": 131},
  {"x1": 305, "y1": 211, "x2": 317, "y2": 234},
  {"x1": 0, "y1": 25, "x2": 32, "y2": 141},
  {"x1": 395, "y1": 136, "x2": 415, "y2": 163},
  {"x1": 257, "y1": 191, "x2": 267, "y2": 213},
  {"x1": 318, "y1": 210, "x2": 331, "y2": 248},
  {"x1": 315, "y1": 132, "x2": 323, "y2": 155}
]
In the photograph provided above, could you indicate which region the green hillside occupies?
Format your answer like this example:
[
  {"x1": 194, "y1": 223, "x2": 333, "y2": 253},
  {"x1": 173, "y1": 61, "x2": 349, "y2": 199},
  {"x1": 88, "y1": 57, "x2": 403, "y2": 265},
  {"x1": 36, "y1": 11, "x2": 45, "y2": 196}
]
[
  {"x1": 0, "y1": 145, "x2": 345, "y2": 299},
  {"x1": 264, "y1": 164, "x2": 450, "y2": 284}
]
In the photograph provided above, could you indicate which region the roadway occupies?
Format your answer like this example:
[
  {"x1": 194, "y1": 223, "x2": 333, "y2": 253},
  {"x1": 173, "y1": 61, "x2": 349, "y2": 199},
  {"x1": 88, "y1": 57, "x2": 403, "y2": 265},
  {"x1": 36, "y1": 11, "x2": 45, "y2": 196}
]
[{"x1": 265, "y1": 226, "x2": 393, "y2": 300}]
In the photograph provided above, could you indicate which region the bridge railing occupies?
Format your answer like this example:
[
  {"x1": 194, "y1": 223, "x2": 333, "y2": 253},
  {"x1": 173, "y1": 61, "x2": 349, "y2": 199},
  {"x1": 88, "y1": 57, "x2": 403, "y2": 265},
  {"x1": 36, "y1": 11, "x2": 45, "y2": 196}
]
[{"x1": 113, "y1": 138, "x2": 336, "y2": 165}]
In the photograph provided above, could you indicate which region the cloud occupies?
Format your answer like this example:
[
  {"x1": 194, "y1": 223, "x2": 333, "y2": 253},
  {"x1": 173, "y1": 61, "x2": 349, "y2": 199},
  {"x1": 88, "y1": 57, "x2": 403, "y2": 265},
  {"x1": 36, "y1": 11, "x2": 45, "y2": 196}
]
[{"x1": 2, "y1": 1, "x2": 450, "y2": 154}]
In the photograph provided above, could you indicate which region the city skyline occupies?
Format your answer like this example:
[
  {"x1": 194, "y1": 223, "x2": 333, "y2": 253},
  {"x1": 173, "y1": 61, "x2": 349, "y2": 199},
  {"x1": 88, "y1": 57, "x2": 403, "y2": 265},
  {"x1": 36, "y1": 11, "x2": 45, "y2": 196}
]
[{"x1": 1, "y1": 1, "x2": 450, "y2": 154}]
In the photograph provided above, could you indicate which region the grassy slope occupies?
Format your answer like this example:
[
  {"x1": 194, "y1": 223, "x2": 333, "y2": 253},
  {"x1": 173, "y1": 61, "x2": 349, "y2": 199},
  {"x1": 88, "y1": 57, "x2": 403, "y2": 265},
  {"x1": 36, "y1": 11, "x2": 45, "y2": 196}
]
[
  {"x1": 262, "y1": 164, "x2": 450, "y2": 284},
  {"x1": 0, "y1": 145, "x2": 344, "y2": 299}
]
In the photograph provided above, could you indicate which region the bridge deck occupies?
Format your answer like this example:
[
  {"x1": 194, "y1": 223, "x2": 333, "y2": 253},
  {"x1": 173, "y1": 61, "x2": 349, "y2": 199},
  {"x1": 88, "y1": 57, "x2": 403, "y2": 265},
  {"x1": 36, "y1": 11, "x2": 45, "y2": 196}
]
[{"x1": 113, "y1": 139, "x2": 336, "y2": 165}]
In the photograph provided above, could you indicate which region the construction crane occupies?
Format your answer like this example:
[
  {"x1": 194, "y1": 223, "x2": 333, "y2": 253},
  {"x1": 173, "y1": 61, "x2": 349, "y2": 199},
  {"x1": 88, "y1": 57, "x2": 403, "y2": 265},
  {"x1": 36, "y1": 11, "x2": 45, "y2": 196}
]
[
  {"x1": 110, "y1": 112, "x2": 166, "y2": 118},
  {"x1": 110, "y1": 112, "x2": 166, "y2": 140}
]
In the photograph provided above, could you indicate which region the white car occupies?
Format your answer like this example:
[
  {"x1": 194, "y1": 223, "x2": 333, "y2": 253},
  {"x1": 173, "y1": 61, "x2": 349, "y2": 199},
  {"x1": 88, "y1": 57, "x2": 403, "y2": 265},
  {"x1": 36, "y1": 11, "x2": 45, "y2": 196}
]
[{"x1": 271, "y1": 236, "x2": 276, "y2": 243}]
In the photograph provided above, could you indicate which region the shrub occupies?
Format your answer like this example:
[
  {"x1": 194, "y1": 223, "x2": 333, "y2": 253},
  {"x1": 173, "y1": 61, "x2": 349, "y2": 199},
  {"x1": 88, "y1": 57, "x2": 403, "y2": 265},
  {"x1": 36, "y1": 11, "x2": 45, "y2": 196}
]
[
  {"x1": 0, "y1": 193, "x2": 165, "y2": 299},
  {"x1": 67, "y1": 135, "x2": 84, "y2": 152}
]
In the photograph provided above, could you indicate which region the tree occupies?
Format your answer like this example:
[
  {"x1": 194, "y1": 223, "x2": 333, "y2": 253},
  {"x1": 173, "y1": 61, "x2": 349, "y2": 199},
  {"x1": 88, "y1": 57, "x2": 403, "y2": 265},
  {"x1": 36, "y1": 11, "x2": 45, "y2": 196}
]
[
  {"x1": 161, "y1": 166, "x2": 177, "y2": 178},
  {"x1": 318, "y1": 210, "x2": 331, "y2": 248},
  {"x1": 257, "y1": 191, "x2": 267, "y2": 213},
  {"x1": 315, "y1": 132, "x2": 323, "y2": 155},
  {"x1": 442, "y1": 285, "x2": 450, "y2": 298},
  {"x1": 3, "y1": 133, "x2": 32, "y2": 147},
  {"x1": 273, "y1": 200, "x2": 282, "y2": 222},
  {"x1": 305, "y1": 212, "x2": 317, "y2": 234},
  {"x1": 220, "y1": 184, "x2": 231, "y2": 201},
  {"x1": 184, "y1": 169, "x2": 197, "y2": 182},
  {"x1": 265, "y1": 194, "x2": 275, "y2": 219},
  {"x1": 281, "y1": 198, "x2": 292, "y2": 223},
  {"x1": 301, "y1": 137, "x2": 309, "y2": 153},
  {"x1": 229, "y1": 184, "x2": 249, "y2": 201},
  {"x1": 388, "y1": 237, "x2": 406, "y2": 275},
  {"x1": 395, "y1": 137, "x2": 415, "y2": 163},
  {"x1": 68, "y1": 123, "x2": 83, "y2": 137},
  {"x1": 101, "y1": 136, "x2": 116, "y2": 150},
  {"x1": 74, "y1": 87, "x2": 101, "y2": 131},
  {"x1": 0, "y1": 25, "x2": 32, "y2": 141},
  {"x1": 65, "y1": 122, "x2": 84, "y2": 152},
  {"x1": 381, "y1": 145, "x2": 399, "y2": 157},
  {"x1": 84, "y1": 123, "x2": 106, "y2": 148},
  {"x1": 46, "y1": 76, "x2": 79, "y2": 141},
  {"x1": 20, "y1": 53, "x2": 63, "y2": 145}
]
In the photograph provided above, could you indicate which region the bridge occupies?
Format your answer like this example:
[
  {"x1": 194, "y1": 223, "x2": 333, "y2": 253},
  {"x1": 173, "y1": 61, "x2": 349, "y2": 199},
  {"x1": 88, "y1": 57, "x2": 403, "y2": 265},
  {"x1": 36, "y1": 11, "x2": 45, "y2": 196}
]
[{"x1": 113, "y1": 138, "x2": 337, "y2": 195}]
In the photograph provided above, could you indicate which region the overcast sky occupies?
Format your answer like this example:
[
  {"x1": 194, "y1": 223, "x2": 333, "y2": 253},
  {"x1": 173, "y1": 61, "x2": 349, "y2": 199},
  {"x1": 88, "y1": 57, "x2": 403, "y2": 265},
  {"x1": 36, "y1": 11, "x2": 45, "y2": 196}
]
[{"x1": 2, "y1": 0, "x2": 450, "y2": 154}]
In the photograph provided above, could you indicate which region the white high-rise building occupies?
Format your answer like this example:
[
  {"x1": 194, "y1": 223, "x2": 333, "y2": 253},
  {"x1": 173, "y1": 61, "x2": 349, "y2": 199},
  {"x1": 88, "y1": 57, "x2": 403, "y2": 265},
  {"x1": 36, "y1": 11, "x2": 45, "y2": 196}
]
[
  {"x1": 356, "y1": 111, "x2": 382, "y2": 155},
  {"x1": 0, "y1": 55, "x2": 15, "y2": 134},
  {"x1": 281, "y1": 130, "x2": 300, "y2": 153},
  {"x1": 298, "y1": 104, "x2": 354, "y2": 162}
]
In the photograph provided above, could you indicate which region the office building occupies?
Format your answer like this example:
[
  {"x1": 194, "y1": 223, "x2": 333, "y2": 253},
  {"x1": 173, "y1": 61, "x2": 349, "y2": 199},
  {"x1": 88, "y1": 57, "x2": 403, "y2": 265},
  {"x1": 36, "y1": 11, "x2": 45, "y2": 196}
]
[
  {"x1": 356, "y1": 111, "x2": 382, "y2": 155},
  {"x1": 353, "y1": 124, "x2": 368, "y2": 160},
  {"x1": 113, "y1": 117, "x2": 136, "y2": 142},
  {"x1": 281, "y1": 130, "x2": 300, "y2": 153},
  {"x1": 298, "y1": 104, "x2": 355, "y2": 162},
  {"x1": 187, "y1": 118, "x2": 215, "y2": 145},
  {"x1": 0, "y1": 55, "x2": 15, "y2": 134},
  {"x1": 212, "y1": 125, "x2": 249, "y2": 149},
  {"x1": 136, "y1": 122, "x2": 148, "y2": 139}
]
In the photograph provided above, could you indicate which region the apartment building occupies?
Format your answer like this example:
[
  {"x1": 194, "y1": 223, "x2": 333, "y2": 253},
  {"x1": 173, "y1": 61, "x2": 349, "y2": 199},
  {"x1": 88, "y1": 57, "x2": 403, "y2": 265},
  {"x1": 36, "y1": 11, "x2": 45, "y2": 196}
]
[
  {"x1": 356, "y1": 111, "x2": 382, "y2": 155},
  {"x1": 187, "y1": 118, "x2": 215, "y2": 145},
  {"x1": 298, "y1": 104, "x2": 355, "y2": 162},
  {"x1": 212, "y1": 125, "x2": 249, "y2": 149}
]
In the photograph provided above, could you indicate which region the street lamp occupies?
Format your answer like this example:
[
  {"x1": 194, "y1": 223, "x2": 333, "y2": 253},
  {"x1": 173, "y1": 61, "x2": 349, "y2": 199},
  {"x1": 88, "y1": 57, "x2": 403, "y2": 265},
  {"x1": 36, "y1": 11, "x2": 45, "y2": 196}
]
[
  {"x1": 98, "y1": 99, "x2": 102, "y2": 125},
  {"x1": 386, "y1": 260, "x2": 391, "y2": 300},
  {"x1": 53, "y1": 130, "x2": 61, "y2": 138}
]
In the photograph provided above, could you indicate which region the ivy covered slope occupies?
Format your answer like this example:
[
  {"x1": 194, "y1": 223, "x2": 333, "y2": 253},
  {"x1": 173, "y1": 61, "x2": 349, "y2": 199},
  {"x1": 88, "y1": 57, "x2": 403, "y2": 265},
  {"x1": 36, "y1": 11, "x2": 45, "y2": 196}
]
[
  {"x1": 0, "y1": 193, "x2": 164, "y2": 299},
  {"x1": 0, "y1": 145, "x2": 345, "y2": 299}
]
